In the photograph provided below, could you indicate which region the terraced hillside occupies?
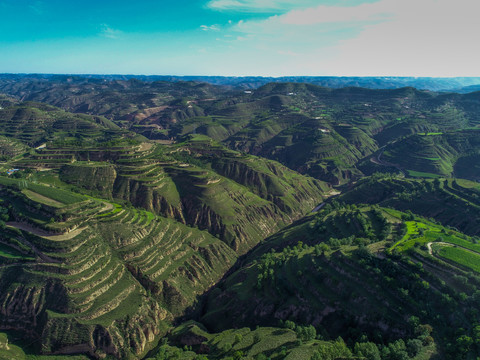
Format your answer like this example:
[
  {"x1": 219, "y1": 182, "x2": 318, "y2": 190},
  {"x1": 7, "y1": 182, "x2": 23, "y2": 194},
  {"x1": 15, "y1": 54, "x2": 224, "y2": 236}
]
[
  {"x1": 0, "y1": 177, "x2": 237, "y2": 358},
  {"x1": 3, "y1": 78, "x2": 480, "y2": 184},
  {"x1": 198, "y1": 203, "x2": 480, "y2": 359},
  {"x1": 3, "y1": 77, "x2": 480, "y2": 359},
  {"x1": 0, "y1": 76, "x2": 228, "y2": 138},
  {"x1": 378, "y1": 129, "x2": 480, "y2": 179},
  {"x1": 339, "y1": 174, "x2": 480, "y2": 236},
  {"x1": 56, "y1": 136, "x2": 329, "y2": 253},
  {"x1": 0, "y1": 102, "x2": 126, "y2": 147}
]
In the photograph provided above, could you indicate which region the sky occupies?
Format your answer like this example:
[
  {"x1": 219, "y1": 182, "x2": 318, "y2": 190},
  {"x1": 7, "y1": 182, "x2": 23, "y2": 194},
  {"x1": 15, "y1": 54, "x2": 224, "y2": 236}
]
[{"x1": 0, "y1": 0, "x2": 479, "y2": 76}]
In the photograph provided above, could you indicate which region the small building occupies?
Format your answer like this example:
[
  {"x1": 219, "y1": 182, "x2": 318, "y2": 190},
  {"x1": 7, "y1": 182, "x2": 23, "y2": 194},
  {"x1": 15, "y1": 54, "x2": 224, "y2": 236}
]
[{"x1": 6, "y1": 169, "x2": 20, "y2": 175}]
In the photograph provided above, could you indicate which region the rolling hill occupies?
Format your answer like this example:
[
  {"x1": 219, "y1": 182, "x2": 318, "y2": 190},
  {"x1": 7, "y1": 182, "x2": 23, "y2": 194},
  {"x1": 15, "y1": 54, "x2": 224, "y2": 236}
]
[{"x1": 1, "y1": 76, "x2": 480, "y2": 359}]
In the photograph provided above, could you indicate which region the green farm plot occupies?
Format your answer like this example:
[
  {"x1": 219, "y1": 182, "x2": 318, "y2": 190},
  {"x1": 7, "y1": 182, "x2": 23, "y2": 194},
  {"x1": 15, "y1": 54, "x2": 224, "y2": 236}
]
[
  {"x1": 22, "y1": 189, "x2": 64, "y2": 208},
  {"x1": 0, "y1": 176, "x2": 85, "y2": 205},
  {"x1": 27, "y1": 184, "x2": 85, "y2": 205},
  {"x1": 391, "y1": 221, "x2": 437, "y2": 252},
  {"x1": 0, "y1": 243, "x2": 33, "y2": 260},
  {"x1": 455, "y1": 178, "x2": 480, "y2": 189},
  {"x1": 96, "y1": 203, "x2": 122, "y2": 218},
  {"x1": 437, "y1": 246, "x2": 480, "y2": 273},
  {"x1": 407, "y1": 170, "x2": 440, "y2": 178},
  {"x1": 418, "y1": 132, "x2": 444, "y2": 136},
  {"x1": 390, "y1": 217, "x2": 479, "y2": 253},
  {"x1": 444, "y1": 236, "x2": 480, "y2": 253}
]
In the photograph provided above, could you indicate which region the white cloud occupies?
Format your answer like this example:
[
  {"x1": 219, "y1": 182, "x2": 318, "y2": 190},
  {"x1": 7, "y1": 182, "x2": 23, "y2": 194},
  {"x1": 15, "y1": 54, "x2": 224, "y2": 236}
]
[
  {"x1": 200, "y1": 24, "x2": 221, "y2": 31},
  {"x1": 324, "y1": 0, "x2": 480, "y2": 76},
  {"x1": 207, "y1": 0, "x2": 322, "y2": 12},
  {"x1": 218, "y1": 0, "x2": 480, "y2": 76},
  {"x1": 279, "y1": 2, "x2": 391, "y2": 25},
  {"x1": 100, "y1": 24, "x2": 123, "y2": 39}
]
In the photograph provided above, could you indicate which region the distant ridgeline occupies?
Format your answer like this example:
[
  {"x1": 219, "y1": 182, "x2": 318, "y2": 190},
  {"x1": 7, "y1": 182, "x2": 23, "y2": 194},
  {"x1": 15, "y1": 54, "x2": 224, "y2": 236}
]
[
  {"x1": 1, "y1": 76, "x2": 480, "y2": 359},
  {"x1": 2, "y1": 73, "x2": 480, "y2": 92}
]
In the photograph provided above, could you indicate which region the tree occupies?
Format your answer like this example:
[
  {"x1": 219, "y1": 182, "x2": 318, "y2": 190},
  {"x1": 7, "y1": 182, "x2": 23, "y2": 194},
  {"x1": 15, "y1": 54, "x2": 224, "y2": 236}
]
[
  {"x1": 284, "y1": 320, "x2": 296, "y2": 330},
  {"x1": 305, "y1": 325, "x2": 316, "y2": 341},
  {"x1": 354, "y1": 342, "x2": 381, "y2": 360},
  {"x1": 406, "y1": 339, "x2": 423, "y2": 357},
  {"x1": 456, "y1": 335, "x2": 473, "y2": 354},
  {"x1": 234, "y1": 333, "x2": 243, "y2": 344},
  {"x1": 312, "y1": 337, "x2": 351, "y2": 360},
  {"x1": 387, "y1": 339, "x2": 409, "y2": 360}
]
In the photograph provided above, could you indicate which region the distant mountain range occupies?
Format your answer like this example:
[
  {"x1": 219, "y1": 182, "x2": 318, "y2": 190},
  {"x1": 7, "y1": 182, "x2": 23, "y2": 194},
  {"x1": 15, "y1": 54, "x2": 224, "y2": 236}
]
[{"x1": 2, "y1": 73, "x2": 480, "y2": 92}]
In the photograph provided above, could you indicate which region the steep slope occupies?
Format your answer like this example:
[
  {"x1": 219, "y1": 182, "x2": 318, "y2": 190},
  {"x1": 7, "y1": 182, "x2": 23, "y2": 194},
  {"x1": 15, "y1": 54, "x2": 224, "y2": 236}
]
[
  {"x1": 380, "y1": 129, "x2": 480, "y2": 178},
  {"x1": 58, "y1": 136, "x2": 329, "y2": 253},
  {"x1": 339, "y1": 174, "x2": 480, "y2": 236},
  {"x1": 199, "y1": 203, "x2": 480, "y2": 359},
  {"x1": 0, "y1": 176, "x2": 236, "y2": 358}
]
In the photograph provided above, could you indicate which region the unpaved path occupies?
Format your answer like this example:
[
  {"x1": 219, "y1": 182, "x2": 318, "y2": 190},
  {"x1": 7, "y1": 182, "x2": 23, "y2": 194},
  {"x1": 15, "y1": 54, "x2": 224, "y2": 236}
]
[
  {"x1": 98, "y1": 201, "x2": 114, "y2": 213},
  {"x1": 7, "y1": 222, "x2": 86, "y2": 241},
  {"x1": 6, "y1": 223, "x2": 60, "y2": 263},
  {"x1": 370, "y1": 149, "x2": 406, "y2": 177},
  {"x1": 426, "y1": 241, "x2": 480, "y2": 256},
  {"x1": 44, "y1": 227, "x2": 87, "y2": 241},
  {"x1": 7, "y1": 222, "x2": 52, "y2": 236},
  {"x1": 427, "y1": 242, "x2": 433, "y2": 255},
  {"x1": 427, "y1": 241, "x2": 454, "y2": 255},
  {"x1": 312, "y1": 190, "x2": 342, "y2": 212},
  {"x1": 312, "y1": 203, "x2": 325, "y2": 212}
]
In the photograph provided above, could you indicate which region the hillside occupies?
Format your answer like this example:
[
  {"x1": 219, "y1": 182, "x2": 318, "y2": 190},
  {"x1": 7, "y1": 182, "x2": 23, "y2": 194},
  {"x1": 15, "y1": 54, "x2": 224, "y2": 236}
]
[
  {"x1": 1, "y1": 77, "x2": 480, "y2": 359},
  {"x1": 3, "y1": 78, "x2": 480, "y2": 184},
  {"x1": 0, "y1": 175, "x2": 239, "y2": 358},
  {"x1": 338, "y1": 174, "x2": 480, "y2": 236},
  {"x1": 378, "y1": 130, "x2": 480, "y2": 179},
  {"x1": 198, "y1": 202, "x2": 480, "y2": 359}
]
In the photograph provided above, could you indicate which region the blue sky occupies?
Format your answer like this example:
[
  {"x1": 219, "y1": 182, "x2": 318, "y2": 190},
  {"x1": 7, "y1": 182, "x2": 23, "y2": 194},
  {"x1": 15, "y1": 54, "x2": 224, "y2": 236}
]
[{"x1": 0, "y1": 0, "x2": 478, "y2": 76}]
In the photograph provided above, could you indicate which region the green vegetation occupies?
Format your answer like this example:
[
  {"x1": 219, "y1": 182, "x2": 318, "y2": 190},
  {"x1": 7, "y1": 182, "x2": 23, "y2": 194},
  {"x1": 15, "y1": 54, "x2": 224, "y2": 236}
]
[
  {"x1": 3, "y1": 77, "x2": 480, "y2": 359},
  {"x1": 437, "y1": 246, "x2": 480, "y2": 273},
  {"x1": 407, "y1": 171, "x2": 440, "y2": 178}
]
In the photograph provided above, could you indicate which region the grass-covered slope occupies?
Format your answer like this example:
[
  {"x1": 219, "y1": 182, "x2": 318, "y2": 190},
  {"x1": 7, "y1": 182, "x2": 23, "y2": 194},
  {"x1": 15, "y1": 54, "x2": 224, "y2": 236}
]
[
  {"x1": 339, "y1": 174, "x2": 480, "y2": 236},
  {"x1": 0, "y1": 176, "x2": 237, "y2": 358},
  {"x1": 0, "y1": 102, "x2": 123, "y2": 147},
  {"x1": 380, "y1": 129, "x2": 480, "y2": 178},
  {"x1": 57, "y1": 136, "x2": 328, "y2": 254},
  {"x1": 198, "y1": 202, "x2": 480, "y2": 359},
  {"x1": 4, "y1": 79, "x2": 480, "y2": 184}
]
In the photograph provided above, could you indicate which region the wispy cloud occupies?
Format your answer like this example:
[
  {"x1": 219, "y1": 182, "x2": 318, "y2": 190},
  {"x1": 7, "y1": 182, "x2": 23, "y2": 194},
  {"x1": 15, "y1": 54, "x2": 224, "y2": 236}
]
[
  {"x1": 206, "y1": 0, "x2": 321, "y2": 13},
  {"x1": 200, "y1": 24, "x2": 221, "y2": 31},
  {"x1": 28, "y1": 0, "x2": 45, "y2": 15},
  {"x1": 231, "y1": 1, "x2": 390, "y2": 35},
  {"x1": 99, "y1": 24, "x2": 123, "y2": 39}
]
